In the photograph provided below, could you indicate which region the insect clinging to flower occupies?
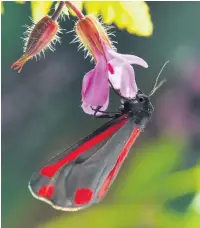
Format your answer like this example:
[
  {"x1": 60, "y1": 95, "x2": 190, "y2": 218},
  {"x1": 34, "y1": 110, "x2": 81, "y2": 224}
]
[{"x1": 11, "y1": 1, "x2": 167, "y2": 212}]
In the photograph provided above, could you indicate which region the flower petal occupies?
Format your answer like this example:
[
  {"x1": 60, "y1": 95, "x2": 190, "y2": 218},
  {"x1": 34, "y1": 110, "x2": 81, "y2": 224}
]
[
  {"x1": 105, "y1": 48, "x2": 125, "y2": 89},
  {"x1": 82, "y1": 69, "x2": 94, "y2": 98},
  {"x1": 120, "y1": 64, "x2": 138, "y2": 98},
  {"x1": 106, "y1": 48, "x2": 148, "y2": 68},
  {"x1": 105, "y1": 47, "x2": 145, "y2": 98},
  {"x1": 82, "y1": 53, "x2": 109, "y2": 107},
  {"x1": 81, "y1": 95, "x2": 109, "y2": 115},
  {"x1": 108, "y1": 62, "x2": 123, "y2": 90},
  {"x1": 120, "y1": 54, "x2": 148, "y2": 68}
]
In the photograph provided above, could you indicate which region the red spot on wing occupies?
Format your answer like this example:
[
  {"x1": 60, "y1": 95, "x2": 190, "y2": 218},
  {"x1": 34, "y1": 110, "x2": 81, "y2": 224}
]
[
  {"x1": 98, "y1": 127, "x2": 141, "y2": 199},
  {"x1": 74, "y1": 188, "x2": 93, "y2": 205},
  {"x1": 108, "y1": 63, "x2": 114, "y2": 74},
  {"x1": 40, "y1": 118, "x2": 128, "y2": 178},
  {"x1": 38, "y1": 184, "x2": 54, "y2": 198}
]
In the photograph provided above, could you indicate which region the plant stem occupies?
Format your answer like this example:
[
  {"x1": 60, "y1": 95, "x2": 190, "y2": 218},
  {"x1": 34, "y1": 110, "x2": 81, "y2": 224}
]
[
  {"x1": 65, "y1": 1, "x2": 84, "y2": 19},
  {"x1": 51, "y1": 1, "x2": 65, "y2": 21}
]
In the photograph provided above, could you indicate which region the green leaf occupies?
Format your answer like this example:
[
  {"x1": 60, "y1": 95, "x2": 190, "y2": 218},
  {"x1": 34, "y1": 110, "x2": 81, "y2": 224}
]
[
  {"x1": 38, "y1": 204, "x2": 142, "y2": 228},
  {"x1": 114, "y1": 136, "x2": 184, "y2": 200},
  {"x1": 151, "y1": 167, "x2": 199, "y2": 202}
]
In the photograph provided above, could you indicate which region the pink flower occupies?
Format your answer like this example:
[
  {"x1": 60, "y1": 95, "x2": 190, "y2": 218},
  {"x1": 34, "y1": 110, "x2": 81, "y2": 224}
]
[{"x1": 75, "y1": 15, "x2": 148, "y2": 114}]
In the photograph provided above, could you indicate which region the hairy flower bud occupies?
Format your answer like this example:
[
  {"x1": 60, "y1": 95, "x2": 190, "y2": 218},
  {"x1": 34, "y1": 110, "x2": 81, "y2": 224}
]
[
  {"x1": 11, "y1": 16, "x2": 61, "y2": 73},
  {"x1": 75, "y1": 15, "x2": 113, "y2": 61}
]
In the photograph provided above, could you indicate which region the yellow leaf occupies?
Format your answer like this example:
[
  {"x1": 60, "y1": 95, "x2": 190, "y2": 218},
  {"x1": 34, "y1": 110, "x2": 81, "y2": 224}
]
[
  {"x1": 1, "y1": 2, "x2": 4, "y2": 14},
  {"x1": 99, "y1": 2, "x2": 116, "y2": 25},
  {"x1": 31, "y1": 1, "x2": 53, "y2": 22},
  {"x1": 83, "y1": 1, "x2": 153, "y2": 37},
  {"x1": 120, "y1": 1, "x2": 153, "y2": 36},
  {"x1": 83, "y1": 1, "x2": 100, "y2": 17},
  {"x1": 16, "y1": 0, "x2": 25, "y2": 4}
]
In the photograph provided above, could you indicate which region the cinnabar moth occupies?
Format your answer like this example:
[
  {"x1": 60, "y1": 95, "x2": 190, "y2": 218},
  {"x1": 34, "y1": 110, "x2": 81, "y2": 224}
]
[{"x1": 28, "y1": 88, "x2": 154, "y2": 211}]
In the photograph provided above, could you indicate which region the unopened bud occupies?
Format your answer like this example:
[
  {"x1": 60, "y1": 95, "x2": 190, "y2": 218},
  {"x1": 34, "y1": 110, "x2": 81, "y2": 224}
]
[
  {"x1": 11, "y1": 16, "x2": 60, "y2": 73},
  {"x1": 75, "y1": 15, "x2": 113, "y2": 61}
]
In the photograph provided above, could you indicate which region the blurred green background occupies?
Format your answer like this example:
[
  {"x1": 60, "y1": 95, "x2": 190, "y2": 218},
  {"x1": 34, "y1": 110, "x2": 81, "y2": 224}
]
[{"x1": 2, "y1": 1, "x2": 200, "y2": 228}]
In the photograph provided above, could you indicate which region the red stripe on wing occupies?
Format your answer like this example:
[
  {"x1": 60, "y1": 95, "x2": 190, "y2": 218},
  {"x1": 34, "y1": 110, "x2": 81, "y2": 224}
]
[
  {"x1": 97, "y1": 127, "x2": 141, "y2": 199},
  {"x1": 40, "y1": 118, "x2": 128, "y2": 178}
]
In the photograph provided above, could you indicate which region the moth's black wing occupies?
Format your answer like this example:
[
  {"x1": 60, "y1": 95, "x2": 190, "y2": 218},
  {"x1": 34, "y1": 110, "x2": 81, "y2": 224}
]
[{"x1": 29, "y1": 116, "x2": 141, "y2": 211}]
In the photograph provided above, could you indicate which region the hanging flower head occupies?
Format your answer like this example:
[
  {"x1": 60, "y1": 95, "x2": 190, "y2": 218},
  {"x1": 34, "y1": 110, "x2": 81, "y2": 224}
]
[
  {"x1": 11, "y1": 16, "x2": 61, "y2": 73},
  {"x1": 75, "y1": 15, "x2": 148, "y2": 115},
  {"x1": 11, "y1": 2, "x2": 64, "y2": 73}
]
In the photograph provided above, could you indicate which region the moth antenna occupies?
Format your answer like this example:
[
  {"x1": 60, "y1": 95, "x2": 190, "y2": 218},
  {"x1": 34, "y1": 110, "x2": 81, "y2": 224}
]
[{"x1": 149, "y1": 60, "x2": 169, "y2": 97}]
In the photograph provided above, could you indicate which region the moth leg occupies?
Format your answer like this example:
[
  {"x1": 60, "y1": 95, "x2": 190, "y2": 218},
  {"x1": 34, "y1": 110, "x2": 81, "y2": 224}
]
[
  {"x1": 94, "y1": 113, "x2": 118, "y2": 119},
  {"x1": 91, "y1": 106, "x2": 121, "y2": 119},
  {"x1": 93, "y1": 106, "x2": 103, "y2": 116}
]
